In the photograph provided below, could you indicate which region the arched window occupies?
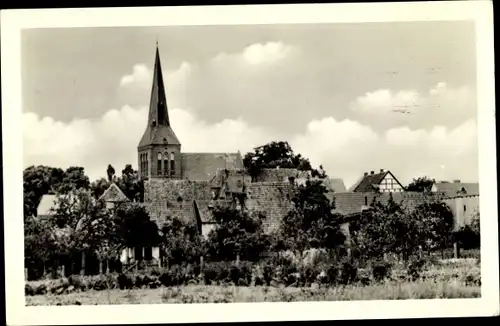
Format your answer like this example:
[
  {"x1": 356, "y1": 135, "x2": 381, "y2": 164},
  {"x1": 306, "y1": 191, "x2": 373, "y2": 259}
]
[
  {"x1": 163, "y1": 152, "x2": 169, "y2": 176},
  {"x1": 157, "y1": 152, "x2": 163, "y2": 176},
  {"x1": 145, "y1": 153, "x2": 149, "y2": 177},
  {"x1": 170, "y1": 152, "x2": 175, "y2": 177}
]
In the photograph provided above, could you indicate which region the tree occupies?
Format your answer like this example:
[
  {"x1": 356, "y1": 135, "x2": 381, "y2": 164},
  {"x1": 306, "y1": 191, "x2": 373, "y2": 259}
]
[
  {"x1": 90, "y1": 178, "x2": 111, "y2": 199},
  {"x1": 412, "y1": 201, "x2": 454, "y2": 252},
  {"x1": 116, "y1": 164, "x2": 144, "y2": 202},
  {"x1": 243, "y1": 141, "x2": 318, "y2": 180},
  {"x1": 106, "y1": 164, "x2": 116, "y2": 182},
  {"x1": 115, "y1": 203, "x2": 160, "y2": 249},
  {"x1": 280, "y1": 179, "x2": 345, "y2": 254},
  {"x1": 58, "y1": 166, "x2": 91, "y2": 194},
  {"x1": 205, "y1": 207, "x2": 269, "y2": 262},
  {"x1": 160, "y1": 218, "x2": 204, "y2": 266},
  {"x1": 23, "y1": 165, "x2": 65, "y2": 218},
  {"x1": 406, "y1": 176, "x2": 435, "y2": 192}
]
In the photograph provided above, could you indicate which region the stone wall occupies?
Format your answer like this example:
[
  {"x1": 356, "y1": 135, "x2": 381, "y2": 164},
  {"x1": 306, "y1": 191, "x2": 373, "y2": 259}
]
[
  {"x1": 245, "y1": 181, "x2": 296, "y2": 234},
  {"x1": 443, "y1": 195, "x2": 480, "y2": 231}
]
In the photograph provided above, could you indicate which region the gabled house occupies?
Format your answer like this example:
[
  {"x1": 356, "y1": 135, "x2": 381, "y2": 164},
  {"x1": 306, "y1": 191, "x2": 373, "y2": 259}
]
[
  {"x1": 348, "y1": 169, "x2": 404, "y2": 193},
  {"x1": 98, "y1": 182, "x2": 130, "y2": 209}
]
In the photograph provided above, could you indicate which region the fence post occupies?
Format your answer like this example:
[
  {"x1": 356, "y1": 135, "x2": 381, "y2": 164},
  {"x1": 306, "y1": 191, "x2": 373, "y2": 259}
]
[
  {"x1": 236, "y1": 254, "x2": 240, "y2": 267},
  {"x1": 81, "y1": 252, "x2": 86, "y2": 275},
  {"x1": 99, "y1": 261, "x2": 103, "y2": 275},
  {"x1": 418, "y1": 246, "x2": 423, "y2": 259},
  {"x1": 61, "y1": 265, "x2": 65, "y2": 278},
  {"x1": 453, "y1": 242, "x2": 460, "y2": 259},
  {"x1": 200, "y1": 256, "x2": 204, "y2": 273},
  {"x1": 25, "y1": 268, "x2": 28, "y2": 281}
]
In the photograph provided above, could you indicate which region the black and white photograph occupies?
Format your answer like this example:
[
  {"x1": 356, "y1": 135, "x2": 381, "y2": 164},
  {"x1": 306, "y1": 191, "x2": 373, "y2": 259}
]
[{"x1": 2, "y1": 2, "x2": 498, "y2": 325}]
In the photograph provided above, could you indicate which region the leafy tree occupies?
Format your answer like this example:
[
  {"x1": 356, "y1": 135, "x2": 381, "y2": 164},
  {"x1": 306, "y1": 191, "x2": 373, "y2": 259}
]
[
  {"x1": 23, "y1": 165, "x2": 65, "y2": 217},
  {"x1": 106, "y1": 164, "x2": 116, "y2": 182},
  {"x1": 280, "y1": 179, "x2": 345, "y2": 253},
  {"x1": 205, "y1": 207, "x2": 269, "y2": 262},
  {"x1": 454, "y1": 210, "x2": 480, "y2": 249},
  {"x1": 90, "y1": 178, "x2": 111, "y2": 199},
  {"x1": 58, "y1": 166, "x2": 91, "y2": 194},
  {"x1": 243, "y1": 141, "x2": 318, "y2": 180},
  {"x1": 160, "y1": 218, "x2": 204, "y2": 265},
  {"x1": 406, "y1": 176, "x2": 435, "y2": 192},
  {"x1": 116, "y1": 203, "x2": 160, "y2": 248},
  {"x1": 116, "y1": 164, "x2": 144, "y2": 202},
  {"x1": 412, "y1": 201, "x2": 454, "y2": 252}
]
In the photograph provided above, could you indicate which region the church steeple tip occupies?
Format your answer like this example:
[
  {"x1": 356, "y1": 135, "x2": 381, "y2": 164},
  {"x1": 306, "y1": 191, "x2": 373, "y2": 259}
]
[{"x1": 150, "y1": 42, "x2": 170, "y2": 127}]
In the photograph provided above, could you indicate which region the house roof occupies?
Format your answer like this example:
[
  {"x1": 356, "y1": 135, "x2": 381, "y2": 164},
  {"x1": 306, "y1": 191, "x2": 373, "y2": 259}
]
[
  {"x1": 181, "y1": 152, "x2": 244, "y2": 181},
  {"x1": 323, "y1": 178, "x2": 347, "y2": 193},
  {"x1": 98, "y1": 183, "x2": 130, "y2": 203},
  {"x1": 36, "y1": 194, "x2": 58, "y2": 216},
  {"x1": 349, "y1": 170, "x2": 403, "y2": 192},
  {"x1": 432, "y1": 182, "x2": 479, "y2": 198},
  {"x1": 331, "y1": 191, "x2": 432, "y2": 216}
]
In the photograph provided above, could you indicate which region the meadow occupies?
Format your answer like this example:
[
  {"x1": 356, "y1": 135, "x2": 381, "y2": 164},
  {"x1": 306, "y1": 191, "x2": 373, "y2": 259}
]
[{"x1": 25, "y1": 256, "x2": 481, "y2": 305}]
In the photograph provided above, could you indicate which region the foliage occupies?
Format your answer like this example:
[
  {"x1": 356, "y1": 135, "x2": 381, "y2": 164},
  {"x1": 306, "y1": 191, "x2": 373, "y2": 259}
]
[
  {"x1": 160, "y1": 218, "x2": 204, "y2": 266},
  {"x1": 279, "y1": 179, "x2": 345, "y2": 253},
  {"x1": 204, "y1": 207, "x2": 269, "y2": 262},
  {"x1": 406, "y1": 176, "x2": 435, "y2": 192},
  {"x1": 454, "y1": 210, "x2": 480, "y2": 249},
  {"x1": 350, "y1": 198, "x2": 454, "y2": 261},
  {"x1": 116, "y1": 203, "x2": 161, "y2": 248},
  {"x1": 243, "y1": 141, "x2": 323, "y2": 180},
  {"x1": 106, "y1": 164, "x2": 116, "y2": 182}
]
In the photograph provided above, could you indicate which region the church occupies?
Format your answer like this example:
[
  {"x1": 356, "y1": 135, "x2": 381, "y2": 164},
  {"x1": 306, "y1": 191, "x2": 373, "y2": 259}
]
[{"x1": 133, "y1": 45, "x2": 312, "y2": 249}]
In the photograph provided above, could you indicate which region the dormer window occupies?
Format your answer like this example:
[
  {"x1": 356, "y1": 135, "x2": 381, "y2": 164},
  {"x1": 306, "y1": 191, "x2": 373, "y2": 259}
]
[{"x1": 151, "y1": 119, "x2": 156, "y2": 127}]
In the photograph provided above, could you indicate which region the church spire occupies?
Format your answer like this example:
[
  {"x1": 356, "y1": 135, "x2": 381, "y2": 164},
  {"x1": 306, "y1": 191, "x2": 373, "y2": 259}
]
[{"x1": 149, "y1": 43, "x2": 170, "y2": 126}]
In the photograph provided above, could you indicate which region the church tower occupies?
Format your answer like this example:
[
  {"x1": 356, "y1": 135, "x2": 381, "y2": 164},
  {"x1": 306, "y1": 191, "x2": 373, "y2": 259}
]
[{"x1": 138, "y1": 44, "x2": 182, "y2": 180}]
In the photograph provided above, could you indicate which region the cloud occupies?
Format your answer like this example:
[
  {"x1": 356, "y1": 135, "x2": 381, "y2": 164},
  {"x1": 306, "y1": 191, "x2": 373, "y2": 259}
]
[
  {"x1": 23, "y1": 43, "x2": 478, "y2": 188},
  {"x1": 350, "y1": 82, "x2": 476, "y2": 130},
  {"x1": 120, "y1": 64, "x2": 151, "y2": 88},
  {"x1": 23, "y1": 106, "x2": 478, "y2": 189},
  {"x1": 242, "y1": 42, "x2": 292, "y2": 65}
]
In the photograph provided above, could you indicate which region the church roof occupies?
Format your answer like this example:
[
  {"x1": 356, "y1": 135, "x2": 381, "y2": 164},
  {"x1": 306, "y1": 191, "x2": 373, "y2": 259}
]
[
  {"x1": 98, "y1": 183, "x2": 130, "y2": 203},
  {"x1": 181, "y1": 152, "x2": 244, "y2": 181}
]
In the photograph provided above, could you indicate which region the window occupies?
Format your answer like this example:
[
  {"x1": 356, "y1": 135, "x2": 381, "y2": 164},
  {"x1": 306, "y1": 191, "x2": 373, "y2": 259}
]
[
  {"x1": 364, "y1": 196, "x2": 368, "y2": 206},
  {"x1": 170, "y1": 152, "x2": 175, "y2": 177},
  {"x1": 157, "y1": 153, "x2": 162, "y2": 175},
  {"x1": 163, "y1": 152, "x2": 169, "y2": 176},
  {"x1": 464, "y1": 205, "x2": 467, "y2": 212},
  {"x1": 144, "y1": 246, "x2": 153, "y2": 260}
]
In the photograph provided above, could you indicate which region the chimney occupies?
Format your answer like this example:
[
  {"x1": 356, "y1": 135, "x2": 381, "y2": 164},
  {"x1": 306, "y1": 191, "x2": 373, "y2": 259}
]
[
  {"x1": 370, "y1": 171, "x2": 374, "y2": 175},
  {"x1": 364, "y1": 172, "x2": 368, "y2": 177},
  {"x1": 453, "y1": 180, "x2": 461, "y2": 183},
  {"x1": 380, "y1": 169, "x2": 384, "y2": 173}
]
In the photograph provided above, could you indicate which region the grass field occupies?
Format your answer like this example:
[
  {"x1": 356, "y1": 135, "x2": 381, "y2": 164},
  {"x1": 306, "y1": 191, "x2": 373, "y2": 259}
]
[
  {"x1": 25, "y1": 257, "x2": 481, "y2": 305},
  {"x1": 25, "y1": 280, "x2": 480, "y2": 305}
]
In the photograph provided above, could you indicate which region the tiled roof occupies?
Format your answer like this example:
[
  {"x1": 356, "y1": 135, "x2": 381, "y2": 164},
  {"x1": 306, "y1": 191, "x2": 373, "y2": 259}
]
[
  {"x1": 98, "y1": 183, "x2": 130, "y2": 203},
  {"x1": 432, "y1": 182, "x2": 479, "y2": 198},
  {"x1": 323, "y1": 178, "x2": 346, "y2": 193},
  {"x1": 181, "y1": 152, "x2": 244, "y2": 181},
  {"x1": 138, "y1": 125, "x2": 181, "y2": 148},
  {"x1": 351, "y1": 171, "x2": 388, "y2": 192},
  {"x1": 254, "y1": 168, "x2": 306, "y2": 182},
  {"x1": 332, "y1": 191, "x2": 434, "y2": 216},
  {"x1": 36, "y1": 194, "x2": 58, "y2": 216}
]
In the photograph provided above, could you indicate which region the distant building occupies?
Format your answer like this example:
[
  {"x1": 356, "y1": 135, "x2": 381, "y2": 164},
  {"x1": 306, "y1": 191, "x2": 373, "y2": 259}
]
[
  {"x1": 348, "y1": 169, "x2": 404, "y2": 193},
  {"x1": 431, "y1": 180, "x2": 479, "y2": 197}
]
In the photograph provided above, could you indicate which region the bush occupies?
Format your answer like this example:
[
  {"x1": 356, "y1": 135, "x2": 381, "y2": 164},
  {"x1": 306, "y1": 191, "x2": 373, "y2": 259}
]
[
  {"x1": 117, "y1": 273, "x2": 133, "y2": 289},
  {"x1": 372, "y1": 261, "x2": 392, "y2": 282},
  {"x1": 25, "y1": 284, "x2": 35, "y2": 296},
  {"x1": 339, "y1": 261, "x2": 357, "y2": 285},
  {"x1": 407, "y1": 258, "x2": 426, "y2": 281}
]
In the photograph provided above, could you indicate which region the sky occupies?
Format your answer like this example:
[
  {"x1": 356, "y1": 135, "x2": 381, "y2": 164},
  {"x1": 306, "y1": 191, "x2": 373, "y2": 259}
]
[{"x1": 22, "y1": 22, "x2": 478, "y2": 189}]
